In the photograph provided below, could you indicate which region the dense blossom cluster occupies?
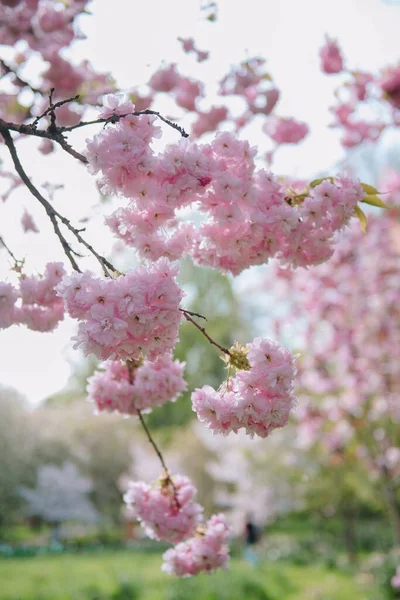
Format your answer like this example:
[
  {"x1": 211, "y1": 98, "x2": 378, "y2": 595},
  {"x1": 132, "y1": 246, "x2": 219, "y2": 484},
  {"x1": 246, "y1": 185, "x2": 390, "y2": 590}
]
[
  {"x1": 0, "y1": 262, "x2": 65, "y2": 332},
  {"x1": 87, "y1": 95, "x2": 365, "y2": 274},
  {"x1": 87, "y1": 354, "x2": 186, "y2": 415},
  {"x1": 273, "y1": 210, "x2": 400, "y2": 477},
  {"x1": 192, "y1": 338, "x2": 297, "y2": 438},
  {"x1": 1, "y1": 0, "x2": 397, "y2": 578},
  {"x1": 162, "y1": 513, "x2": 230, "y2": 576},
  {"x1": 56, "y1": 259, "x2": 184, "y2": 361},
  {"x1": 319, "y1": 37, "x2": 400, "y2": 147},
  {"x1": 124, "y1": 474, "x2": 203, "y2": 543},
  {"x1": 0, "y1": 0, "x2": 114, "y2": 129}
]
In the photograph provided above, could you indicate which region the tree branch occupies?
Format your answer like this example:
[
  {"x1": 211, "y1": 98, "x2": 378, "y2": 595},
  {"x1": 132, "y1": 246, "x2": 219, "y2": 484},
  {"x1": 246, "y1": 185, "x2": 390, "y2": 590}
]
[
  {"x1": 0, "y1": 118, "x2": 88, "y2": 164},
  {"x1": 0, "y1": 58, "x2": 42, "y2": 95},
  {"x1": 0, "y1": 234, "x2": 24, "y2": 272},
  {"x1": 181, "y1": 309, "x2": 232, "y2": 356},
  {"x1": 126, "y1": 359, "x2": 180, "y2": 508},
  {"x1": 58, "y1": 109, "x2": 189, "y2": 138},
  {"x1": 0, "y1": 125, "x2": 117, "y2": 275}
]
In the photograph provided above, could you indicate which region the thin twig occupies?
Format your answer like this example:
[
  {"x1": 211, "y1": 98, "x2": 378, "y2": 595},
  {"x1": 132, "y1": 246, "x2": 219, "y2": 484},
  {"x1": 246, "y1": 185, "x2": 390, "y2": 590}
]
[
  {"x1": 0, "y1": 59, "x2": 42, "y2": 94},
  {"x1": 179, "y1": 308, "x2": 207, "y2": 320},
  {"x1": 0, "y1": 234, "x2": 24, "y2": 271},
  {"x1": 137, "y1": 411, "x2": 181, "y2": 509},
  {"x1": 32, "y1": 91, "x2": 80, "y2": 128},
  {"x1": 181, "y1": 309, "x2": 232, "y2": 356},
  {"x1": 126, "y1": 359, "x2": 180, "y2": 508},
  {"x1": 0, "y1": 118, "x2": 88, "y2": 164},
  {"x1": 59, "y1": 109, "x2": 189, "y2": 138},
  {"x1": 0, "y1": 125, "x2": 116, "y2": 275}
]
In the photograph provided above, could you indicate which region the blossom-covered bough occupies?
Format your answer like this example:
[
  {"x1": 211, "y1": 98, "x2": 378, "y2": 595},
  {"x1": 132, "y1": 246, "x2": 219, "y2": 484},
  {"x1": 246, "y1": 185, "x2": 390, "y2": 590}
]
[{"x1": 0, "y1": 0, "x2": 390, "y2": 576}]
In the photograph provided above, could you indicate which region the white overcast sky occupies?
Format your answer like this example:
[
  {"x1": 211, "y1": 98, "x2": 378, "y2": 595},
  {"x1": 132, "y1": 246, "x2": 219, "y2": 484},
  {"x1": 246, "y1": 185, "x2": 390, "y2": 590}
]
[{"x1": 1, "y1": 0, "x2": 399, "y2": 404}]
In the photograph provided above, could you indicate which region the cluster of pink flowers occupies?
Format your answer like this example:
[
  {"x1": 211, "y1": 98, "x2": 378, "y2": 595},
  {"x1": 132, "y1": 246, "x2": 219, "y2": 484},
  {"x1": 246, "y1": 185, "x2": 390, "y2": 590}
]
[
  {"x1": 192, "y1": 106, "x2": 229, "y2": 138},
  {"x1": 124, "y1": 474, "x2": 230, "y2": 576},
  {"x1": 178, "y1": 37, "x2": 209, "y2": 62},
  {"x1": 192, "y1": 338, "x2": 297, "y2": 438},
  {"x1": 0, "y1": 262, "x2": 65, "y2": 332},
  {"x1": 263, "y1": 117, "x2": 309, "y2": 145},
  {"x1": 56, "y1": 259, "x2": 184, "y2": 361},
  {"x1": 273, "y1": 207, "x2": 400, "y2": 470},
  {"x1": 319, "y1": 37, "x2": 344, "y2": 74},
  {"x1": 87, "y1": 354, "x2": 187, "y2": 415},
  {"x1": 87, "y1": 97, "x2": 365, "y2": 274},
  {"x1": 219, "y1": 57, "x2": 280, "y2": 120},
  {"x1": 0, "y1": 0, "x2": 114, "y2": 128},
  {"x1": 124, "y1": 474, "x2": 203, "y2": 543},
  {"x1": 148, "y1": 64, "x2": 204, "y2": 112},
  {"x1": 320, "y1": 37, "x2": 400, "y2": 148},
  {"x1": 162, "y1": 513, "x2": 230, "y2": 576}
]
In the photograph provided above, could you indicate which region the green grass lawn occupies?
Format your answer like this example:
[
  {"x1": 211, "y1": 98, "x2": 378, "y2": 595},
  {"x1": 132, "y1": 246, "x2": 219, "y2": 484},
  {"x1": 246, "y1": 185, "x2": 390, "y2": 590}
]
[{"x1": 0, "y1": 549, "x2": 376, "y2": 600}]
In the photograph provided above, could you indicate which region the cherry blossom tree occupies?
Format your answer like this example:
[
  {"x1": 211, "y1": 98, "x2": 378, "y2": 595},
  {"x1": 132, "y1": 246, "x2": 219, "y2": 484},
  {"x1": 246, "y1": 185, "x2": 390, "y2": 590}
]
[
  {"x1": 0, "y1": 0, "x2": 395, "y2": 576},
  {"x1": 20, "y1": 461, "x2": 99, "y2": 525},
  {"x1": 270, "y1": 205, "x2": 400, "y2": 545}
]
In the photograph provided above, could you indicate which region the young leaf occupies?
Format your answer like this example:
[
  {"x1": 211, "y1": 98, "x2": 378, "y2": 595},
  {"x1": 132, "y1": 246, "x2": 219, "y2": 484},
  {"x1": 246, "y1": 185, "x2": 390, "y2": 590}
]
[
  {"x1": 355, "y1": 205, "x2": 367, "y2": 232},
  {"x1": 361, "y1": 194, "x2": 389, "y2": 209},
  {"x1": 309, "y1": 177, "x2": 334, "y2": 189},
  {"x1": 360, "y1": 183, "x2": 380, "y2": 195}
]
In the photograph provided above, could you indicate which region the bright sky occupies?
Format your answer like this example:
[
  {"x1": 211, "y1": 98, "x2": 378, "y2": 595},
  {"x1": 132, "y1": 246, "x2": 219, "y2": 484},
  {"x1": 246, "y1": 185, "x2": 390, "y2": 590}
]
[{"x1": 1, "y1": 0, "x2": 399, "y2": 404}]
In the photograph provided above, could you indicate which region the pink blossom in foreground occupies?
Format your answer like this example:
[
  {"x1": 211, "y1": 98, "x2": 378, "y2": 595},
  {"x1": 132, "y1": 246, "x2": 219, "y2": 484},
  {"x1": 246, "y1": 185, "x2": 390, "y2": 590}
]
[
  {"x1": 319, "y1": 37, "x2": 343, "y2": 74},
  {"x1": 57, "y1": 259, "x2": 184, "y2": 361},
  {"x1": 124, "y1": 475, "x2": 203, "y2": 543},
  {"x1": 87, "y1": 354, "x2": 186, "y2": 415},
  {"x1": 88, "y1": 99, "x2": 364, "y2": 274},
  {"x1": 192, "y1": 338, "x2": 297, "y2": 438},
  {"x1": 162, "y1": 513, "x2": 230, "y2": 576}
]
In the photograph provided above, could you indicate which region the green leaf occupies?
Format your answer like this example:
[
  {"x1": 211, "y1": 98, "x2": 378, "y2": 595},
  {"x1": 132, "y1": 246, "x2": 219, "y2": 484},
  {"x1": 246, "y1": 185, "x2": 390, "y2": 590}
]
[
  {"x1": 309, "y1": 177, "x2": 334, "y2": 189},
  {"x1": 354, "y1": 205, "x2": 367, "y2": 232},
  {"x1": 361, "y1": 194, "x2": 389, "y2": 209},
  {"x1": 360, "y1": 183, "x2": 379, "y2": 195}
]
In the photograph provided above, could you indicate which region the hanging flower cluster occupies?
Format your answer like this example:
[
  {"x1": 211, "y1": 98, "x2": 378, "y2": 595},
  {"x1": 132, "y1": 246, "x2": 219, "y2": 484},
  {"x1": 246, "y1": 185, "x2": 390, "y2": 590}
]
[{"x1": 192, "y1": 338, "x2": 298, "y2": 438}]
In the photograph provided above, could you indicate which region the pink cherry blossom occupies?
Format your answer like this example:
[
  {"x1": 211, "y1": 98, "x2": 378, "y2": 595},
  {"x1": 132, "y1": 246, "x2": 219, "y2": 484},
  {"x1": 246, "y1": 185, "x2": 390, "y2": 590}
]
[
  {"x1": 192, "y1": 338, "x2": 297, "y2": 438},
  {"x1": 21, "y1": 209, "x2": 39, "y2": 233},
  {"x1": 162, "y1": 513, "x2": 230, "y2": 576},
  {"x1": 57, "y1": 259, "x2": 184, "y2": 361},
  {"x1": 319, "y1": 37, "x2": 344, "y2": 74},
  {"x1": 263, "y1": 117, "x2": 309, "y2": 144},
  {"x1": 87, "y1": 354, "x2": 187, "y2": 415},
  {"x1": 124, "y1": 474, "x2": 203, "y2": 543}
]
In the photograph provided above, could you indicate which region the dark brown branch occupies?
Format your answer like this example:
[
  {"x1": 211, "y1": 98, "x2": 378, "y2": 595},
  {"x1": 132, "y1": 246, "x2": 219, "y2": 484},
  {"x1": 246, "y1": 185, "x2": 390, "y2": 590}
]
[
  {"x1": 179, "y1": 308, "x2": 207, "y2": 320},
  {"x1": 0, "y1": 118, "x2": 88, "y2": 164},
  {"x1": 126, "y1": 359, "x2": 180, "y2": 508},
  {"x1": 0, "y1": 125, "x2": 116, "y2": 275},
  {"x1": 32, "y1": 91, "x2": 80, "y2": 128},
  {"x1": 59, "y1": 109, "x2": 189, "y2": 138},
  {"x1": 137, "y1": 411, "x2": 181, "y2": 509},
  {"x1": 0, "y1": 59, "x2": 41, "y2": 95},
  {"x1": 181, "y1": 310, "x2": 232, "y2": 356},
  {"x1": 0, "y1": 126, "x2": 81, "y2": 272}
]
